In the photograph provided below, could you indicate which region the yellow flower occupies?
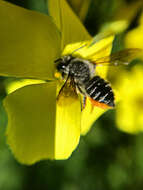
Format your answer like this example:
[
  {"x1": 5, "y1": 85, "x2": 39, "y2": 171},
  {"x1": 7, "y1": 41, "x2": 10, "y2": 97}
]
[
  {"x1": 0, "y1": 0, "x2": 114, "y2": 164},
  {"x1": 114, "y1": 0, "x2": 142, "y2": 26},
  {"x1": 99, "y1": 1, "x2": 143, "y2": 36},
  {"x1": 116, "y1": 65, "x2": 143, "y2": 134},
  {"x1": 125, "y1": 11, "x2": 143, "y2": 59}
]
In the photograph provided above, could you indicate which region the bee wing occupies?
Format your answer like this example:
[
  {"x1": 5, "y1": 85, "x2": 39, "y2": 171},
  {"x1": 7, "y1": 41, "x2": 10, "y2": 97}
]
[
  {"x1": 91, "y1": 48, "x2": 142, "y2": 66},
  {"x1": 57, "y1": 76, "x2": 77, "y2": 105}
]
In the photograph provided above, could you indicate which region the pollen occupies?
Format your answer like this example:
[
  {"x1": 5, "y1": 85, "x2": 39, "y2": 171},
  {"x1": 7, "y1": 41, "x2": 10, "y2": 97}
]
[{"x1": 54, "y1": 71, "x2": 61, "y2": 79}]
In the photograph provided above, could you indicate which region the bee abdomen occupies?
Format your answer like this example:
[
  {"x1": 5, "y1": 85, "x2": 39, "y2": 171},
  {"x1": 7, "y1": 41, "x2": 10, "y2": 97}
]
[{"x1": 85, "y1": 76, "x2": 115, "y2": 107}]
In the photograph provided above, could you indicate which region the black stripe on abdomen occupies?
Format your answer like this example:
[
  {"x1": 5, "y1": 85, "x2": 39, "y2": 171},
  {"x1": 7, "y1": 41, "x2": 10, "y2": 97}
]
[{"x1": 85, "y1": 76, "x2": 115, "y2": 107}]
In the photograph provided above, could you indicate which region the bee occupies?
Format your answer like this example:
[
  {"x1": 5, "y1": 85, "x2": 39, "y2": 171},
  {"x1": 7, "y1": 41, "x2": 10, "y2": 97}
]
[{"x1": 55, "y1": 43, "x2": 140, "y2": 109}]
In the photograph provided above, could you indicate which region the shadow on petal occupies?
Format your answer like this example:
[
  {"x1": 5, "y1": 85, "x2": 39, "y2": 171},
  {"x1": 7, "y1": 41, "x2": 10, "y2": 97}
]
[
  {"x1": 4, "y1": 81, "x2": 81, "y2": 164},
  {"x1": 55, "y1": 81, "x2": 81, "y2": 159},
  {"x1": 48, "y1": 0, "x2": 90, "y2": 49}
]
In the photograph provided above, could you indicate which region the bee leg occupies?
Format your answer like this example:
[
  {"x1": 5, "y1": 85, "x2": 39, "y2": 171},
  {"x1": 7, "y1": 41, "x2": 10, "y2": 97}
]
[
  {"x1": 76, "y1": 84, "x2": 87, "y2": 110},
  {"x1": 62, "y1": 72, "x2": 66, "y2": 79},
  {"x1": 79, "y1": 95, "x2": 86, "y2": 111},
  {"x1": 57, "y1": 75, "x2": 70, "y2": 101},
  {"x1": 83, "y1": 96, "x2": 87, "y2": 109},
  {"x1": 90, "y1": 99, "x2": 95, "y2": 113}
]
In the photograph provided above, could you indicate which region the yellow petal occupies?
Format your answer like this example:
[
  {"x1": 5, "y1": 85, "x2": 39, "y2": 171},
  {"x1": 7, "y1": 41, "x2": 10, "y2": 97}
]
[
  {"x1": 48, "y1": 0, "x2": 90, "y2": 49},
  {"x1": 4, "y1": 78, "x2": 45, "y2": 94},
  {"x1": 115, "y1": 1, "x2": 143, "y2": 25},
  {"x1": 62, "y1": 35, "x2": 115, "y2": 78},
  {"x1": 62, "y1": 35, "x2": 114, "y2": 59},
  {"x1": 125, "y1": 27, "x2": 143, "y2": 49},
  {"x1": 62, "y1": 40, "x2": 88, "y2": 55},
  {"x1": 81, "y1": 98, "x2": 107, "y2": 135},
  {"x1": 92, "y1": 35, "x2": 114, "y2": 79},
  {"x1": 0, "y1": 1, "x2": 61, "y2": 80},
  {"x1": 4, "y1": 83, "x2": 57, "y2": 164},
  {"x1": 125, "y1": 27, "x2": 143, "y2": 60},
  {"x1": 80, "y1": 35, "x2": 114, "y2": 135},
  {"x1": 100, "y1": 20, "x2": 128, "y2": 34},
  {"x1": 125, "y1": 12, "x2": 143, "y2": 60},
  {"x1": 115, "y1": 66, "x2": 143, "y2": 134},
  {"x1": 55, "y1": 82, "x2": 81, "y2": 159},
  {"x1": 116, "y1": 102, "x2": 140, "y2": 134},
  {"x1": 4, "y1": 82, "x2": 81, "y2": 164},
  {"x1": 67, "y1": 0, "x2": 91, "y2": 21}
]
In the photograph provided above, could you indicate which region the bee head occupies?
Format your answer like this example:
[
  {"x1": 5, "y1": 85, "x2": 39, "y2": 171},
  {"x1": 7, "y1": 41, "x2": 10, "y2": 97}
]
[{"x1": 55, "y1": 55, "x2": 73, "y2": 74}]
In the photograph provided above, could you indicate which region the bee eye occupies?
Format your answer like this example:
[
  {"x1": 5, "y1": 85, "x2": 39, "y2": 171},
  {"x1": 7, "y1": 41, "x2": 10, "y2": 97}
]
[{"x1": 56, "y1": 63, "x2": 66, "y2": 71}]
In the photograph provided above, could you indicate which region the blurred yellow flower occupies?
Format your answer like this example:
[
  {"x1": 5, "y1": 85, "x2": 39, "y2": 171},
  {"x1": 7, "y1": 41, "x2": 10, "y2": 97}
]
[
  {"x1": 115, "y1": 0, "x2": 142, "y2": 25},
  {"x1": 125, "y1": 12, "x2": 143, "y2": 59},
  {"x1": 100, "y1": 0, "x2": 143, "y2": 36},
  {"x1": 116, "y1": 65, "x2": 143, "y2": 134},
  {"x1": 0, "y1": 0, "x2": 114, "y2": 164}
]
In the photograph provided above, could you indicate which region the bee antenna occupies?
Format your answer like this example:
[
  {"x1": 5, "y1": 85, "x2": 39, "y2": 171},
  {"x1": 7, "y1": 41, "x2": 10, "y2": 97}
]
[
  {"x1": 55, "y1": 44, "x2": 87, "y2": 63},
  {"x1": 71, "y1": 43, "x2": 87, "y2": 55},
  {"x1": 54, "y1": 58, "x2": 62, "y2": 63}
]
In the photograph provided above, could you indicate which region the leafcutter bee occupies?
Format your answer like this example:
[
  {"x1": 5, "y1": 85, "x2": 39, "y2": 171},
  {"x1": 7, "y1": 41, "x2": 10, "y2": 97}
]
[{"x1": 55, "y1": 42, "x2": 140, "y2": 109}]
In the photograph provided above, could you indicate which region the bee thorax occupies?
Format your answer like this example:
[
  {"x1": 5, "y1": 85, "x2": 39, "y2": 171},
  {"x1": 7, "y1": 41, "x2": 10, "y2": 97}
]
[
  {"x1": 68, "y1": 59, "x2": 94, "y2": 84},
  {"x1": 56, "y1": 55, "x2": 95, "y2": 85}
]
